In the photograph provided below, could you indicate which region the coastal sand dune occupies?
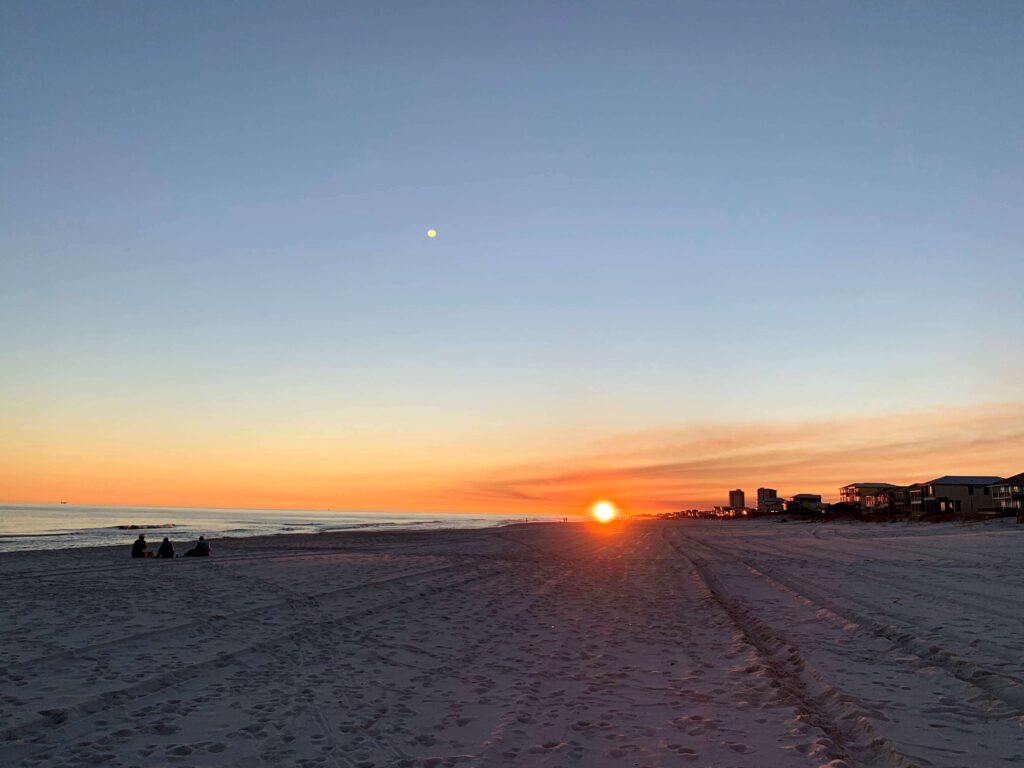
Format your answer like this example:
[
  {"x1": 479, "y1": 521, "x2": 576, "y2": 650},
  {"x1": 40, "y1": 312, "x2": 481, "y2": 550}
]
[{"x1": 1, "y1": 520, "x2": 1022, "y2": 767}]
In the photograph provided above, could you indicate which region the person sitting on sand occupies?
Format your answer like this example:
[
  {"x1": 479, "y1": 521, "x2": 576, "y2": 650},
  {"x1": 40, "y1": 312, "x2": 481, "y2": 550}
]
[
  {"x1": 184, "y1": 535, "x2": 211, "y2": 557},
  {"x1": 131, "y1": 534, "x2": 150, "y2": 559},
  {"x1": 156, "y1": 537, "x2": 175, "y2": 558}
]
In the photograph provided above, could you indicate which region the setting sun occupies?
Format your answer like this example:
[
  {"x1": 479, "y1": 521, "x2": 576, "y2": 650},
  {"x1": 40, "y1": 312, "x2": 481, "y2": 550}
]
[{"x1": 592, "y1": 500, "x2": 617, "y2": 523}]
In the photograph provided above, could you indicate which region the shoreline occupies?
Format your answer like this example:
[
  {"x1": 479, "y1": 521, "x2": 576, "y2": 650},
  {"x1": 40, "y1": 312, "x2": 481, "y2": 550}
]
[
  {"x1": 0, "y1": 519, "x2": 575, "y2": 559},
  {"x1": 2, "y1": 514, "x2": 1018, "y2": 558},
  {"x1": 0, "y1": 504, "x2": 575, "y2": 554}
]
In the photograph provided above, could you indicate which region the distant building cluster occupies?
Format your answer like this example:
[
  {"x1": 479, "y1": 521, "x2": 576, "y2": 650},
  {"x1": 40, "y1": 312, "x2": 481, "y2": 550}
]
[{"x1": 664, "y1": 472, "x2": 1024, "y2": 523}]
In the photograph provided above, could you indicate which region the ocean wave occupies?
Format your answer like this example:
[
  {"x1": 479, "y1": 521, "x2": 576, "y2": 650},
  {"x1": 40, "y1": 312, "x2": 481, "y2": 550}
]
[
  {"x1": 318, "y1": 522, "x2": 405, "y2": 532},
  {"x1": 1, "y1": 509, "x2": 567, "y2": 553}
]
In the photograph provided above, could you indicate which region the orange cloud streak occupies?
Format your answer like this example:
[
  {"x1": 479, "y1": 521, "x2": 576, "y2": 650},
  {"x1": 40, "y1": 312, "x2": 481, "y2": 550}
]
[{"x1": 458, "y1": 402, "x2": 1024, "y2": 512}]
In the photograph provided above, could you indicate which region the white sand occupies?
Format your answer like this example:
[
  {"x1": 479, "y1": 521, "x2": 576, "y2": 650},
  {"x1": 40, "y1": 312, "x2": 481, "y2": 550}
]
[{"x1": 1, "y1": 519, "x2": 1022, "y2": 767}]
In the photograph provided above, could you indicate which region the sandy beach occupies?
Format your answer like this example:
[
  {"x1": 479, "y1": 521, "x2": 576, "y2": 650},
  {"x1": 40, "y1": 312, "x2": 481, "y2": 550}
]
[{"x1": 1, "y1": 520, "x2": 1022, "y2": 768}]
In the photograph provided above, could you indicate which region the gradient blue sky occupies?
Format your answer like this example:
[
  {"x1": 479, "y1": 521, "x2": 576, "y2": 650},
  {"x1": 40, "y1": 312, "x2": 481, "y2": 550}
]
[{"x1": 2, "y1": 2, "x2": 1022, "y2": 510}]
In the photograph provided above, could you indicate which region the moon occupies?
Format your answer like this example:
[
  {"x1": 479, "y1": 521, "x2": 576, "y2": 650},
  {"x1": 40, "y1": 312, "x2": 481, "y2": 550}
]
[{"x1": 426, "y1": 228, "x2": 437, "y2": 238}]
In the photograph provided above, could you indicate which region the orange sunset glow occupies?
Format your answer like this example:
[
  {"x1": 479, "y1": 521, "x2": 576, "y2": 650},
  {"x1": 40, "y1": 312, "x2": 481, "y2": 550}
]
[{"x1": 3, "y1": 401, "x2": 1022, "y2": 513}]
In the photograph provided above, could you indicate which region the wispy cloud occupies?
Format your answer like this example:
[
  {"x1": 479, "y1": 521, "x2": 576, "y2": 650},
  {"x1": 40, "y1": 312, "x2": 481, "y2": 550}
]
[{"x1": 465, "y1": 402, "x2": 1024, "y2": 511}]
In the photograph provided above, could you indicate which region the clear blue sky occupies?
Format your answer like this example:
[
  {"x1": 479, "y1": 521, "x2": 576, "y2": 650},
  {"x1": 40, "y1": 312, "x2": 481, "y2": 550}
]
[{"x1": 2, "y1": 2, "x2": 1022, "y2": 509}]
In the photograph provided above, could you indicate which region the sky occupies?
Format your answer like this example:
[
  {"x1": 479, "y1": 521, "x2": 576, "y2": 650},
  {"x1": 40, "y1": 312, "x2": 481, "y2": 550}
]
[{"x1": 2, "y1": 1, "x2": 1022, "y2": 513}]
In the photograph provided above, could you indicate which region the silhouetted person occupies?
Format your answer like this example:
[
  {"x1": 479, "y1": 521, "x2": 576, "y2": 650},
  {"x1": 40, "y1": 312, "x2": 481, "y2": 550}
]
[
  {"x1": 184, "y1": 535, "x2": 211, "y2": 557},
  {"x1": 156, "y1": 537, "x2": 175, "y2": 558},
  {"x1": 131, "y1": 534, "x2": 148, "y2": 559}
]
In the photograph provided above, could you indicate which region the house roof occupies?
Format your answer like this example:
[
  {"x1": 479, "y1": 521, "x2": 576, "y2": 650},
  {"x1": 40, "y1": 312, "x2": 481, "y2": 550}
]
[
  {"x1": 991, "y1": 471, "x2": 1024, "y2": 485},
  {"x1": 926, "y1": 475, "x2": 1005, "y2": 486},
  {"x1": 842, "y1": 482, "x2": 897, "y2": 489}
]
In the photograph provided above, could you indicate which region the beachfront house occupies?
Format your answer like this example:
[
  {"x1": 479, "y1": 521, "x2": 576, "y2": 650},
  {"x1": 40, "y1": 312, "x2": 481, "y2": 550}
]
[
  {"x1": 866, "y1": 486, "x2": 910, "y2": 518},
  {"x1": 756, "y1": 488, "x2": 784, "y2": 515},
  {"x1": 840, "y1": 482, "x2": 897, "y2": 512},
  {"x1": 908, "y1": 476, "x2": 1005, "y2": 519},
  {"x1": 990, "y1": 472, "x2": 1024, "y2": 522},
  {"x1": 787, "y1": 493, "x2": 824, "y2": 515}
]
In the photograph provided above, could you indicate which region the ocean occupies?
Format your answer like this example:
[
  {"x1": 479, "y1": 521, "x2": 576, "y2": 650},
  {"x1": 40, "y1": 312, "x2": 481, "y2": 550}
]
[{"x1": 0, "y1": 503, "x2": 573, "y2": 553}]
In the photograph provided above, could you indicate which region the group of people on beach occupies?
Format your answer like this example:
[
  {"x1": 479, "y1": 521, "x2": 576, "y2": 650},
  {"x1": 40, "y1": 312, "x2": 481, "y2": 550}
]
[{"x1": 131, "y1": 534, "x2": 211, "y2": 559}]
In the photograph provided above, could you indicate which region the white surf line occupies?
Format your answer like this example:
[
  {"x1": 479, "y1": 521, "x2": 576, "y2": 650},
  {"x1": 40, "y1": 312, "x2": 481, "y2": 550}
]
[
  {"x1": 0, "y1": 564, "x2": 506, "y2": 765},
  {"x1": 663, "y1": 528, "x2": 921, "y2": 768},
  {"x1": 692, "y1": 535, "x2": 1024, "y2": 714}
]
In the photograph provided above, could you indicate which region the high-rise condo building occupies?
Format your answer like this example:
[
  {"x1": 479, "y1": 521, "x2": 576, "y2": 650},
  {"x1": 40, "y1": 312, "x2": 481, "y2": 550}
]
[{"x1": 729, "y1": 489, "x2": 745, "y2": 511}]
